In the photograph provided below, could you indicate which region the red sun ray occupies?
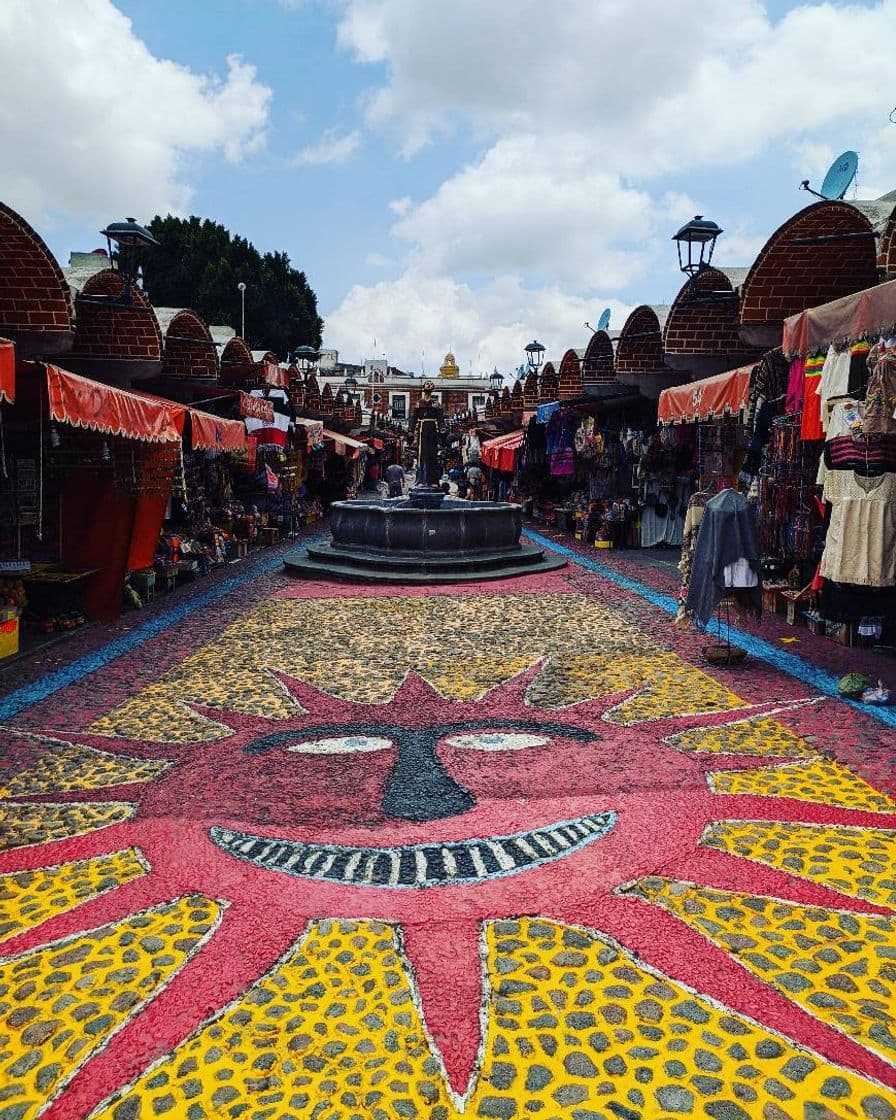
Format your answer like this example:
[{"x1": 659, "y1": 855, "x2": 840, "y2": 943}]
[{"x1": 400, "y1": 917, "x2": 484, "y2": 1101}]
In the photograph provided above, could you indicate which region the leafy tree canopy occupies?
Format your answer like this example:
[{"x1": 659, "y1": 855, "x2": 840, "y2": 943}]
[{"x1": 141, "y1": 215, "x2": 323, "y2": 358}]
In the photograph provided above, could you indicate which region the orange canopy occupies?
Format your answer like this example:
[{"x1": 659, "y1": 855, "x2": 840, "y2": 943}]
[
  {"x1": 46, "y1": 365, "x2": 185, "y2": 442},
  {"x1": 481, "y1": 429, "x2": 524, "y2": 471},
  {"x1": 657, "y1": 366, "x2": 753, "y2": 425},
  {"x1": 0, "y1": 338, "x2": 13, "y2": 404},
  {"x1": 189, "y1": 408, "x2": 248, "y2": 452}
]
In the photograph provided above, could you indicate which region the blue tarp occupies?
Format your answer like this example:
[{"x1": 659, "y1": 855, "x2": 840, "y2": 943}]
[{"x1": 535, "y1": 400, "x2": 560, "y2": 424}]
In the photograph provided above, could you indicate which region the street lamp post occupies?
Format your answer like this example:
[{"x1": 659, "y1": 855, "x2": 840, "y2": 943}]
[
  {"x1": 524, "y1": 339, "x2": 546, "y2": 376},
  {"x1": 237, "y1": 282, "x2": 247, "y2": 340},
  {"x1": 671, "y1": 216, "x2": 722, "y2": 277},
  {"x1": 99, "y1": 218, "x2": 159, "y2": 304}
]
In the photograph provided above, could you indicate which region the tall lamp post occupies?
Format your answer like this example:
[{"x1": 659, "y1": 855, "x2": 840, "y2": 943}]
[{"x1": 237, "y1": 282, "x2": 247, "y2": 340}]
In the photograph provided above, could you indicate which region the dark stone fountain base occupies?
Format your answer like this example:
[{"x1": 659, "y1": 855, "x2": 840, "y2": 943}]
[{"x1": 284, "y1": 495, "x2": 565, "y2": 584}]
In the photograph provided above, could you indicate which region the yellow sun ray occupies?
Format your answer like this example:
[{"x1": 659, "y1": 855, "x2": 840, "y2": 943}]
[
  {"x1": 703, "y1": 821, "x2": 896, "y2": 910},
  {"x1": 667, "y1": 714, "x2": 815, "y2": 757},
  {"x1": 0, "y1": 801, "x2": 135, "y2": 852},
  {"x1": 0, "y1": 740, "x2": 170, "y2": 799},
  {"x1": 708, "y1": 758, "x2": 896, "y2": 813},
  {"x1": 0, "y1": 849, "x2": 148, "y2": 944},
  {"x1": 0, "y1": 894, "x2": 222, "y2": 1120},
  {"x1": 631, "y1": 877, "x2": 896, "y2": 1069}
]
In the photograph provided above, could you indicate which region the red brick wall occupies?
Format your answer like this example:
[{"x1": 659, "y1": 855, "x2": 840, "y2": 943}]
[
  {"x1": 523, "y1": 371, "x2": 539, "y2": 407},
  {"x1": 558, "y1": 349, "x2": 583, "y2": 399},
  {"x1": 511, "y1": 379, "x2": 523, "y2": 409},
  {"x1": 321, "y1": 382, "x2": 334, "y2": 413},
  {"x1": 0, "y1": 201, "x2": 73, "y2": 339},
  {"x1": 70, "y1": 270, "x2": 162, "y2": 363},
  {"x1": 664, "y1": 268, "x2": 747, "y2": 358},
  {"x1": 616, "y1": 306, "x2": 667, "y2": 374},
  {"x1": 582, "y1": 330, "x2": 614, "y2": 385},
  {"x1": 539, "y1": 364, "x2": 559, "y2": 402},
  {"x1": 161, "y1": 310, "x2": 219, "y2": 379},
  {"x1": 740, "y1": 202, "x2": 878, "y2": 335}
]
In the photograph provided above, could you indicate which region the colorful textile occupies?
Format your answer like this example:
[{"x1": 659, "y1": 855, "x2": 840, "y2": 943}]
[
  {"x1": 800, "y1": 354, "x2": 824, "y2": 440},
  {"x1": 785, "y1": 357, "x2": 805, "y2": 415},
  {"x1": 863, "y1": 353, "x2": 896, "y2": 436}
]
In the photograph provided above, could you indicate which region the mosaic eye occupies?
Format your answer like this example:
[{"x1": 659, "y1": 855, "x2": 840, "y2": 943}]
[
  {"x1": 287, "y1": 736, "x2": 394, "y2": 754},
  {"x1": 444, "y1": 732, "x2": 550, "y2": 751}
]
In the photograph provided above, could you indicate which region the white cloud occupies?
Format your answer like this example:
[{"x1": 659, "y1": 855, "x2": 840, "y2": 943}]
[
  {"x1": 0, "y1": 0, "x2": 271, "y2": 225},
  {"x1": 293, "y1": 129, "x2": 361, "y2": 166},
  {"x1": 365, "y1": 252, "x2": 395, "y2": 267},
  {"x1": 325, "y1": 268, "x2": 631, "y2": 374},
  {"x1": 327, "y1": 0, "x2": 896, "y2": 369}
]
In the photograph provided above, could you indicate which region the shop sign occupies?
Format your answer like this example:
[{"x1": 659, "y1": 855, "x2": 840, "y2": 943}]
[{"x1": 239, "y1": 392, "x2": 275, "y2": 423}]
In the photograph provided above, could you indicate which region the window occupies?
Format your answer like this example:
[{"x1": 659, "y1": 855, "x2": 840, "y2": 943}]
[{"x1": 390, "y1": 392, "x2": 409, "y2": 419}]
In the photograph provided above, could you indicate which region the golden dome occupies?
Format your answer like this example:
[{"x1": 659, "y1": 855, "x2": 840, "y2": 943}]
[{"x1": 440, "y1": 351, "x2": 459, "y2": 378}]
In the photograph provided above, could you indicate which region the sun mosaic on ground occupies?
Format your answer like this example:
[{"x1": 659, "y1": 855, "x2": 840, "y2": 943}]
[{"x1": 0, "y1": 585, "x2": 894, "y2": 1119}]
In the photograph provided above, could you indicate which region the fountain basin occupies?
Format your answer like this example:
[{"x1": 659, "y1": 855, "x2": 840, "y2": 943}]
[{"x1": 284, "y1": 497, "x2": 565, "y2": 583}]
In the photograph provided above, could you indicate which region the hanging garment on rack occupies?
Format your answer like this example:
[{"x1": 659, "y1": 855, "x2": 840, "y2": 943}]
[
  {"x1": 819, "y1": 470, "x2": 896, "y2": 587},
  {"x1": 685, "y1": 488, "x2": 762, "y2": 627},
  {"x1": 826, "y1": 399, "x2": 864, "y2": 440},
  {"x1": 817, "y1": 344, "x2": 852, "y2": 428},
  {"x1": 785, "y1": 357, "x2": 805, "y2": 415},
  {"x1": 823, "y1": 434, "x2": 896, "y2": 476},
  {"x1": 800, "y1": 354, "x2": 825, "y2": 440},
  {"x1": 848, "y1": 339, "x2": 872, "y2": 396},
  {"x1": 863, "y1": 353, "x2": 896, "y2": 436}
]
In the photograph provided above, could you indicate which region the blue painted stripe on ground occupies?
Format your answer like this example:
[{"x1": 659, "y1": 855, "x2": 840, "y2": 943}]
[
  {"x1": 524, "y1": 528, "x2": 896, "y2": 729},
  {"x1": 0, "y1": 549, "x2": 294, "y2": 720}
]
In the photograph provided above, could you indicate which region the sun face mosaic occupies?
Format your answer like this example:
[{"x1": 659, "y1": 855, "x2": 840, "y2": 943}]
[{"x1": 0, "y1": 582, "x2": 894, "y2": 1118}]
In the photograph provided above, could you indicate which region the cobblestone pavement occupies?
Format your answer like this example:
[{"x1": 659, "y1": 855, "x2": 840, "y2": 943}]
[{"x1": 0, "y1": 531, "x2": 894, "y2": 1119}]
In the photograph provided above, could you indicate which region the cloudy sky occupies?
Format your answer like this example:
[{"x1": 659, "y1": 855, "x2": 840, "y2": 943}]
[{"x1": 2, "y1": 0, "x2": 895, "y2": 372}]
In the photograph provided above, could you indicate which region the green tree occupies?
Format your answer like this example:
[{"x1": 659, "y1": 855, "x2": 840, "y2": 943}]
[{"x1": 141, "y1": 215, "x2": 323, "y2": 357}]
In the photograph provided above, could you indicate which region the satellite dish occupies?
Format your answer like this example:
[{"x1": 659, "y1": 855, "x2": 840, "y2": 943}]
[
  {"x1": 597, "y1": 308, "x2": 611, "y2": 331},
  {"x1": 800, "y1": 150, "x2": 858, "y2": 201}
]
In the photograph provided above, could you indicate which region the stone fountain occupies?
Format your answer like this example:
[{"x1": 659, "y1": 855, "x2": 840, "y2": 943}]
[{"x1": 283, "y1": 489, "x2": 565, "y2": 584}]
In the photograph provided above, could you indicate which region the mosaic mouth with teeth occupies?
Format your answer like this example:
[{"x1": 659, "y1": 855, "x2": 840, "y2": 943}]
[{"x1": 210, "y1": 812, "x2": 617, "y2": 889}]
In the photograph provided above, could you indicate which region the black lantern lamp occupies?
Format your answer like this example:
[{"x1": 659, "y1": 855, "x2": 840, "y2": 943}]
[
  {"x1": 343, "y1": 373, "x2": 359, "y2": 389},
  {"x1": 292, "y1": 346, "x2": 320, "y2": 378},
  {"x1": 488, "y1": 367, "x2": 504, "y2": 393},
  {"x1": 100, "y1": 218, "x2": 159, "y2": 303},
  {"x1": 672, "y1": 215, "x2": 722, "y2": 276},
  {"x1": 524, "y1": 339, "x2": 545, "y2": 374}
]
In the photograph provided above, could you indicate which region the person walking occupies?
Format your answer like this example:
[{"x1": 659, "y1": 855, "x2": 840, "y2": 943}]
[
  {"x1": 385, "y1": 461, "x2": 406, "y2": 498},
  {"x1": 466, "y1": 462, "x2": 483, "y2": 499}
]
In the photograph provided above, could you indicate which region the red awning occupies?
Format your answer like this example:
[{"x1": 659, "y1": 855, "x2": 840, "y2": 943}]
[
  {"x1": 657, "y1": 366, "x2": 753, "y2": 425},
  {"x1": 481, "y1": 430, "x2": 524, "y2": 471},
  {"x1": 782, "y1": 278, "x2": 896, "y2": 358},
  {"x1": 189, "y1": 408, "x2": 248, "y2": 451},
  {"x1": 0, "y1": 338, "x2": 14, "y2": 404},
  {"x1": 46, "y1": 365, "x2": 185, "y2": 443}
]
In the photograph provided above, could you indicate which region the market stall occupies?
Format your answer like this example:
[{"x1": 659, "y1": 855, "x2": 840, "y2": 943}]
[
  {"x1": 780, "y1": 281, "x2": 896, "y2": 645},
  {"x1": 0, "y1": 364, "x2": 187, "y2": 633}
]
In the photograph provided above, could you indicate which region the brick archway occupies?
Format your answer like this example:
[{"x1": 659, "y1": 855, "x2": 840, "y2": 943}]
[
  {"x1": 582, "y1": 330, "x2": 615, "y2": 387},
  {"x1": 558, "y1": 349, "x2": 583, "y2": 399},
  {"x1": 739, "y1": 201, "x2": 878, "y2": 348},
  {"x1": 616, "y1": 305, "x2": 668, "y2": 375},
  {"x1": 0, "y1": 201, "x2": 74, "y2": 357},
  {"x1": 664, "y1": 267, "x2": 760, "y2": 377},
  {"x1": 538, "y1": 362, "x2": 558, "y2": 403},
  {"x1": 162, "y1": 310, "x2": 219, "y2": 380},
  {"x1": 67, "y1": 270, "x2": 163, "y2": 385}
]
